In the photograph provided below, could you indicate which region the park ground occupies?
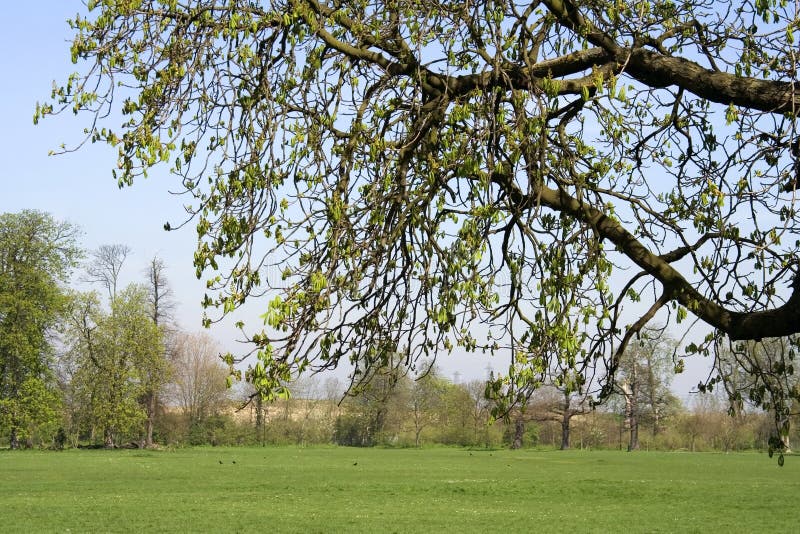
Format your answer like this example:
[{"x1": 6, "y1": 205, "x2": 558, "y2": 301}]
[{"x1": 1, "y1": 446, "x2": 798, "y2": 533}]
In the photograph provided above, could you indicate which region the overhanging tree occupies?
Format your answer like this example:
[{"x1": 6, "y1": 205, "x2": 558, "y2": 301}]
[{"x1": 41, "y1": 1, "x2": 800, "y2": 428}]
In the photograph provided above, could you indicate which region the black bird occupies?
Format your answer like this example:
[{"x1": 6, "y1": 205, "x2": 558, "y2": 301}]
[
  {"x1": 353, "y1": 462, "x2": 358, "y2": 466},
  {"x1": 232, "y1": 460, "x2": 236, "y2": 464},
  {"x1": 218, "y1": 460, "x2": 223, "y2": 464}
]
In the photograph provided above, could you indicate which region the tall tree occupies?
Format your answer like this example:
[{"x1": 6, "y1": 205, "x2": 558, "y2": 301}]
[
  {"x1": 0, "y1": 211, "x2": 80, "y2": 448},
  {"x1": 67, "y1": 285, "x2": 164, "y2": 447},
  {"x1": 142, "y1": 255, "x2": 175, "y2": 447},
  {"x1": 41, "y1": 1, "x2": 800, "y2": 422}
]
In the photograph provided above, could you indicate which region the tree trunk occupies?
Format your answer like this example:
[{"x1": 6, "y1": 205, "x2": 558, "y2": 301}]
[
  {"x1": 652, "y1": 406, "x2": 660, "y2": 437},
  {"x1": 373, "y1": 405, "x2": 386, "y2": 442},
  {"x1": 413, "y1": 404, "x2": 422, "y2": 447},
  {"x1": 628, "y1": 417, "x2": 639, "y2": 452},
  {"x1": 511, "y1": 418, "x2": 524, "y2": 449},
  {"x1": 622, "y1": 379, "x2": 639, "y2": 452},
  {"x1": 560, "y1": 392, "x2": 573, "y2": 450},
  {"x1": 255, "y1": 395, "x2": 264, "y2": 445},
  {"x1": 646, "y1": 354, "x2": 659, "y2": 436},
  {"x1": 145, "y1": 390, "x2": 156, "y2": 447},
  {"x1": 104, "y1": 427, "x2": 115, "y2": 449},
  {"x1": 9, "y1": 427, "x2": 19, "y2": 450},
  {"x1": 560, "y1": 412, "x2": 571, "y2": 450}
]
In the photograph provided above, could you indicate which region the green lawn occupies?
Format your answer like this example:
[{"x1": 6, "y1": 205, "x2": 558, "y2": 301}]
[{"x1": 0, "y1": 447, "x2": 797, "y2": 533}]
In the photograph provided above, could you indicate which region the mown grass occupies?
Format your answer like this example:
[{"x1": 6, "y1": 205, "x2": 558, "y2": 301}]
[{"x1": 1, "y1": 446, "x2": 797, "y2": 533}]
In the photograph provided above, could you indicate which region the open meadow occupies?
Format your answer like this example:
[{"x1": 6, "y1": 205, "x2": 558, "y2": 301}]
[{"x1": 1, "y1": 447, "x2": 798, "y2": 532}]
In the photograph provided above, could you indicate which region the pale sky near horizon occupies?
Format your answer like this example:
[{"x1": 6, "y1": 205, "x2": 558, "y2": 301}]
[{"x1": 0, "y1": 2, "x2": 712, "y2": 399}]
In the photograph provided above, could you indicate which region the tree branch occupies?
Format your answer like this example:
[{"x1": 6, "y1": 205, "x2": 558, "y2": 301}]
[
  {"x1": 541, "y1": 0, "x2": 800, "y2": 113},
  {"x1": 492, "y1": 172, "x2": 800, "y2": 341}
]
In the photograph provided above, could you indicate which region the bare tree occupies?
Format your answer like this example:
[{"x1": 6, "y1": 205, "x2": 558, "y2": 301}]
[
  {"x1": 141, "y1": 255, "x2": 175, "y2": 447},
  {"x1": 145, "y1": 255, "x2": 175, "y2": 329},
  {"x1": 464, "y1": 380, "x2": 492, "y2": 447},
  {"x1": 166, "y1": 331, "x2": 230, "y2": 427},
  {"x1": 84, "y1": 244, "x2": 130, "y2": 301}
]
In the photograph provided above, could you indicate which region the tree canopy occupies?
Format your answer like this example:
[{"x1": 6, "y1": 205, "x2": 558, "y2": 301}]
[
  {"x1": 66, "y1": 285, "x2": 165, "y2": 448},
  {"x1": 40, "y1": 1, "x2": 800, "y2": 423}
]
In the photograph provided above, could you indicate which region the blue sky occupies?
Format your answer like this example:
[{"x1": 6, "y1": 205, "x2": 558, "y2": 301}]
[{"x1": 0, "y1": 3, "x2": 223, "y2": 341}]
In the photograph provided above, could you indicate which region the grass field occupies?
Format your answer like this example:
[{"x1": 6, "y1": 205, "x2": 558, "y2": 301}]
[{"x1": 1, "y1": 447, "x2": 798, "y2": 533}]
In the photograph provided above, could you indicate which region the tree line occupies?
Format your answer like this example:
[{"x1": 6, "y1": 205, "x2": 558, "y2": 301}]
[
  {"x1": 0, "y1": 210, "x2": 232, "y2": 449},
  {"x1": 1, "y1": 209, "x2": 797, "y2": 452}
]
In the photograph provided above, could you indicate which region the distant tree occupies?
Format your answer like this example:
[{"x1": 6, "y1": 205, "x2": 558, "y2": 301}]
[
  {"x1": 678, "y1": 394, "x2": 719, "y2": 453},
  {"x1": 524, "y1": 385, "x2": 590, "y2": 450},
  {"x1": 0, "y1": 210, "x2": 80, "y2": 448},
  {"x1": 432, "y1": 380, "x2": 477, "y2": 446},
  {"x1": 489, "y1": 315, "x2": 596, "y2": 450},
  {"x1": 67, "y1": 286, "x2": 163, "y2": 447},
  {"x1": 166, "y1": 331, "x2": 229, "y2": 429},
  {"x1": 0, "y1": 376, "x2": 63, "y2": 449},
  {"x1": 84, "y1": 244, "x2": 130, "y2": 301},
  {"x1": 141, "y1": 255, "x2": 175, "y2": 447},
  {"x1": 341, "y1": 348, "x2": 409, "y2": 445},
  {"x1": 408, "y1": 365, "x2": 446, "y2": 447},
  {"x1": 464, "y1": 380, "x2": 493, "y2": 447},
  {"x1": 145, "y1": 256, "x2": 175, "y2": 328},
  {"x1": 615, "y1": 329, "x2": 678, "y2": 451}
]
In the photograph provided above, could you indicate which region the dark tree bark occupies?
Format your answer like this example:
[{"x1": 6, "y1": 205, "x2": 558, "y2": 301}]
[
  {"x1": 560, "y1": 411, "x2": 572, "y2": 451},
  {"x1": 511, "y1": 417, "x2": 525, "y2": 450}
]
